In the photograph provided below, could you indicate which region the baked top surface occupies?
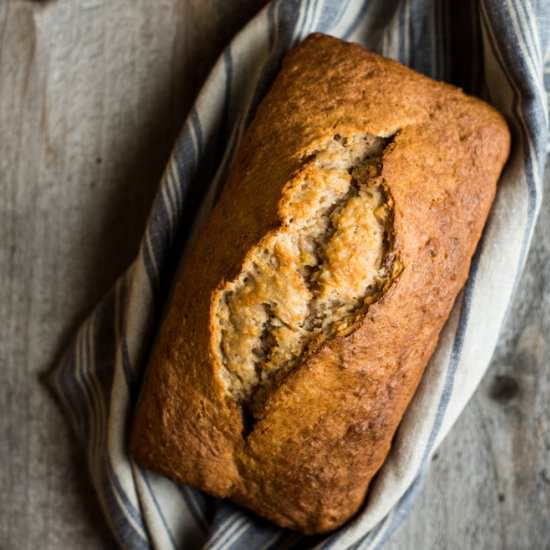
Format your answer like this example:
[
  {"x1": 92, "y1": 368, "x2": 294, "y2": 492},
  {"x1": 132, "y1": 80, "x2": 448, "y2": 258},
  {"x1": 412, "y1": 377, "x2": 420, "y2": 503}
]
[{"x1": 131, "y1": 33, "x2": 510, "y2": 533}]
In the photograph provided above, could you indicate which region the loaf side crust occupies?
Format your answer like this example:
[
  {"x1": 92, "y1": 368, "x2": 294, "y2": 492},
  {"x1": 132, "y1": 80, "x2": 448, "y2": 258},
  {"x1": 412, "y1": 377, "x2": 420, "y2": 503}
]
[{"x1": 131, "y1": 33, "x2": 510, "y2": 533}]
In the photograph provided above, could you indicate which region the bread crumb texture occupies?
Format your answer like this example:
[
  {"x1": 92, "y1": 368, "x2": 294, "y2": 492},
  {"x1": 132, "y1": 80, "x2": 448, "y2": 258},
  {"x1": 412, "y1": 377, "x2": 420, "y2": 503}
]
[{"x1": 214, "y1": 133, "x2": 398, "y2": 414}]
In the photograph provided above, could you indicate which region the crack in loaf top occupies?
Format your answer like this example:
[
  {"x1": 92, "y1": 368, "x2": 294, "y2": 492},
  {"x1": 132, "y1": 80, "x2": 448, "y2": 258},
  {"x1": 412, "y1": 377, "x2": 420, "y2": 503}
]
[{"x1": 213, "y1": 132, "x2": 399, "y2": 419}]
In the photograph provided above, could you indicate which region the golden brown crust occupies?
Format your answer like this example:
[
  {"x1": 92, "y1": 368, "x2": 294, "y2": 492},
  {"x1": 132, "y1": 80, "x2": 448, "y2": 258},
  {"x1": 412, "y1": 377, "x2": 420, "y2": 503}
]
[{"x1": 131, "y1": 33, "x2": 510, "y2": 533}]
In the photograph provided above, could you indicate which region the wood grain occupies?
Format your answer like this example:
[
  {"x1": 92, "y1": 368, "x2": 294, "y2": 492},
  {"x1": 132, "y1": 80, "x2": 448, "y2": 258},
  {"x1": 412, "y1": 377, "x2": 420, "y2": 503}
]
[{"x1": 0, "y1": 1, "x2": 548, "y2": 548}]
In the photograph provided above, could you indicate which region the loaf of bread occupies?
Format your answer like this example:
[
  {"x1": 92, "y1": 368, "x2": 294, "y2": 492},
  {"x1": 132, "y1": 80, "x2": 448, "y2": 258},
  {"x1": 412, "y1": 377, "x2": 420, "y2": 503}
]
[{"x1": 131, "y1": 33, "x2": 510, "y2": 533}]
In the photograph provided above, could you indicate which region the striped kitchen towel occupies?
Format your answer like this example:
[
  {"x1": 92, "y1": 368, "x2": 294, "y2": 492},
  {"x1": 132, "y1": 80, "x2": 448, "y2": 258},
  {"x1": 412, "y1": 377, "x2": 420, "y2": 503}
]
[{"x1": 50, "y1": 0, "x2": 549, "y2": 548}]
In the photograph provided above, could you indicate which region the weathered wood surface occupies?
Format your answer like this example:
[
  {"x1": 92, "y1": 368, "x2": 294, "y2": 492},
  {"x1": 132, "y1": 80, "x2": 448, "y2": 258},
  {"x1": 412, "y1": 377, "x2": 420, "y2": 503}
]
[{"x1": 0, "y1": 1, "x2": 548, "y2": 548}]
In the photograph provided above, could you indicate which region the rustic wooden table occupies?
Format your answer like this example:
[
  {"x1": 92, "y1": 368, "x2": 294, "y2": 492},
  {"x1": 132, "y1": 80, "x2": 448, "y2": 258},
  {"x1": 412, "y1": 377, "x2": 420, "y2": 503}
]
[{"x1": 1, "y1": 1, "x2": 548, "y2": 548}]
